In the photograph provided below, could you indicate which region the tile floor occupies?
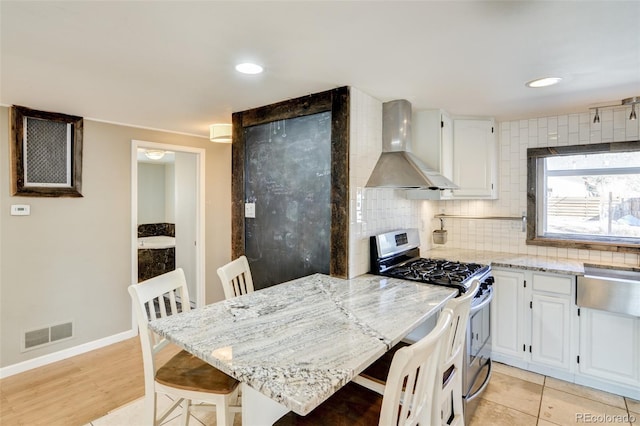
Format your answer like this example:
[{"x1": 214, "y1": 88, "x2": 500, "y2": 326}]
[{"x1": 86, "y1": 362, "x2": 640, "y2": 426}]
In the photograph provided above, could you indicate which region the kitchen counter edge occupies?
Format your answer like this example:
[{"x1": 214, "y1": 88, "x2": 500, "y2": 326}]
[{"x1": 422, "y1": 248, "x2": 639, "y2": 276}]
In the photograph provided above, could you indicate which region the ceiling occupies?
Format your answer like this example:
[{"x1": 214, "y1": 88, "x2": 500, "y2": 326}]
[{"x1": 2, "y1": 1, "x2": 639, "y2": 138}]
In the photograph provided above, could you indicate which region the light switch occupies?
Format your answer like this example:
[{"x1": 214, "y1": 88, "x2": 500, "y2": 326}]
[
  {"x1": 245, "y1": 203, "x2": 256, "y2": 218},
  {"x1": 11, "y1": 204, "x2": 30, "y2": 216}
]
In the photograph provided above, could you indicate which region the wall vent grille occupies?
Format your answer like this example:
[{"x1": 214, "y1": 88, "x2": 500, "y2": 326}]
[{"x1": 22, "y1": 321, "x2": 74, "y2": 352}]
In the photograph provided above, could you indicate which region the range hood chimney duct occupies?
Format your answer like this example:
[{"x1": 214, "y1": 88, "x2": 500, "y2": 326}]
[{"x1": 366, "y1": 99, "x2": 458, "y2": 190}]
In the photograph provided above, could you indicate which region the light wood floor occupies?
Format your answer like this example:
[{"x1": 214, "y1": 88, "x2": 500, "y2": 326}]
[
  {"x1": 0, "y1": 337, "x2": 180, "y2": 426},
  {"x1": 3, "y1": 338, "x2": 639, "y2": 426}
]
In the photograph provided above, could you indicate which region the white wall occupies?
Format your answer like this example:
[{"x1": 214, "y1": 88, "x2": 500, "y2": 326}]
[
  {"x1": 348, "y1": 88, "x2": 423, "y2": 277},
  {"x1": 138, "y1": 162, "x2": 167, "y2": 224},
  {"x1": 165, "y1": 162, "x2": 175, "y2": 223},
  {"x1": 174, "y1": 152, "x2": 198, "y2": 299},
  {"x1": 427, "y1": 105, "x2": 640, "y2": 266}
]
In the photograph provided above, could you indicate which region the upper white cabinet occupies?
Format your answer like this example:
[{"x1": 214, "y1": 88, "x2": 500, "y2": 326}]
[
  {"x1": 407, "y1": 111, "x2": 497, "y2": 200},
  {"x1": 407, "y1": 109, "x2": 454, "y2": 200},
  {"x1": 451, "y1": 118, "x2": 497, "y2": 199}
]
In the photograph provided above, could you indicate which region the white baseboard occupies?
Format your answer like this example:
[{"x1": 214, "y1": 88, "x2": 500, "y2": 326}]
[{"x1": 0, "y1": 328, "x2": 137, "y2": 379}]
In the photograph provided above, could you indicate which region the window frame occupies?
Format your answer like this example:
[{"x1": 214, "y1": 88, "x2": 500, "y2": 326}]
[{"x1": 526, "y1": 140, "x2": 640, "y2": 253}]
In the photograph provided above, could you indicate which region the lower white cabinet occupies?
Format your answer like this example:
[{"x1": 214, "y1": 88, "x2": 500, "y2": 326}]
[
  {"x1": 491, "y1": 268, "x2": 576, "y2": 376},
  {"x1": 491, "y1": 266, "x2": 640, "y2": 399},
  {"x1": 491, "y1": 269, "x2": 525, "y2": 360},
  {"x1": 579, "y1": 307, "x2": 640, "y2": 386},
  {"x1": 531, "y1": 293, "x2": 572, "y2": 370}
]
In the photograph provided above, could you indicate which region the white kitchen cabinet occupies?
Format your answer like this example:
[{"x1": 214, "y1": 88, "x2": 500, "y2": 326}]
[
  {"x1": 491, "y1": 268, "x2": 576, "y2": 375},
  {"x1": 578, "y1": 307, "x2": 640, "y2": 387},
  {"x1": 530, "y1": 272, "x2": 574, "y2": 371},
  {"x1": 407, "y1": 113, "x2": 497, "y2": 200},
  {"x1": 406, "y1": 109, "x2": 454, "y2": 200},
  {"x1": 491, "y1": 269, "x2": 526, "y2": 360},
  {"x1": 531, "y1": 293, "x2": 572, "y2": 369},
  {"x1": 451, "y1": 118, "x2": 497, "y2": 199}
]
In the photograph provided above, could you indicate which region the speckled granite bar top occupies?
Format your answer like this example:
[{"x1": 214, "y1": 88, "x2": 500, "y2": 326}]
[
  {"x1": 149, "y1": 273, "x2": 455, "y2": 416},
  {"x1": 423, "y1": 247, "x2": 639, "y2": 275}
]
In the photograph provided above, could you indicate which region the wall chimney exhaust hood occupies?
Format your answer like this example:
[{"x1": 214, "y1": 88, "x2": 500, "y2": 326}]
[{"x1": 366, "y1": 99, "x2": 458, "y2": 190}]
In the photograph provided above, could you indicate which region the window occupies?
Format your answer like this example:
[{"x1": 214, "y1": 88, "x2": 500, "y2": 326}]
[{"x1": 527, "y1": 141, "x2": 640, "y2": 252}]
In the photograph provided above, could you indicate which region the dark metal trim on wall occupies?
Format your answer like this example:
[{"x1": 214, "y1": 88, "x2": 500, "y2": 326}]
[
  {"x1": 231, "y1": 86, "x2": 350, "y2": 278},
  {"x1": 10, "y1": 105, "x2": 83, "y2": 197}
]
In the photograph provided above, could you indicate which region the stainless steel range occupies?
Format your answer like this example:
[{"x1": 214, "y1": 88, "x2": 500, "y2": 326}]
[{"x1": 370, "y1": 228, "x2": 493, "y2": 424}]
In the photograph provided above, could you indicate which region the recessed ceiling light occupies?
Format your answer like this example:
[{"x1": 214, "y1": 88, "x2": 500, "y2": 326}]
[
  {"x1": 525, "y1": 77, "x2": 562, "y2": 88},
  {"x1": 235, "y1": 63, "x2": 263, "y2": 75}
]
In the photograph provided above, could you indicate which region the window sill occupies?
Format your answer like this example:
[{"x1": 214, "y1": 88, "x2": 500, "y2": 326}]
[{"x1": 526, "y1": 237, "x2": 640, "y2": 254}]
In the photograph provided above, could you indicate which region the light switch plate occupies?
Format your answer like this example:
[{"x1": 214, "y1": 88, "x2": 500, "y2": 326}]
[
  {"x1": 245, "y1": 203, "x2": 256, "y2": 218},
  {"x1": 11, "y1": 204, "x2": 30, "y2": 216}
]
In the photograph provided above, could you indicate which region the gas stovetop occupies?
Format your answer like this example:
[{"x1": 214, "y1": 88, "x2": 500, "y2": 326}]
[
  {"x1": 384, "y1": 258, "x2": 489, "y2": 290},
  {"x1": 370, "y1": 228, "x2": 492, "y2": 295}
]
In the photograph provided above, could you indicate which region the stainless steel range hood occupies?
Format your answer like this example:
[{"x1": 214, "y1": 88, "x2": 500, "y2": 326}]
[{"x1": 366, "y1": 99, "x2": 458, "y2": 190}]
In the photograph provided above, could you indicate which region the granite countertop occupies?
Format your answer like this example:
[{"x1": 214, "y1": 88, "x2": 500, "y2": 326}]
[
  {"x1": 149, "y1": 273, "x2": 456, "y2": 416},
  {"x1": 423, "y1": 247, "x2": 638, "y2": 275}
]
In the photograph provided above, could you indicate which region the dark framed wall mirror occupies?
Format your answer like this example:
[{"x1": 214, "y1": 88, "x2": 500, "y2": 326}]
[
  {"x1": 10, "y1": 105, "x2": 83, "y2": 197},
  {"x1": 231, "y1": 87, "x2": 349, "y2": 289}
]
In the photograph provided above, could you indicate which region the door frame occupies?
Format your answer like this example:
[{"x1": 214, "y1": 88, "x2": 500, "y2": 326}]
[{"x1": 131, "y1": 140, "x2": 206, "y2": 327}]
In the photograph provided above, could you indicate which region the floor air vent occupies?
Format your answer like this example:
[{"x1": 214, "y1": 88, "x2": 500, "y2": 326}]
[{"x1": 23, "y1": 321, "x2": 73, "y2": 351}]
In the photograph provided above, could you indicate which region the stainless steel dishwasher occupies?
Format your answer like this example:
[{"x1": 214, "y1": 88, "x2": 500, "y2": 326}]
[{"x1": 577, "y1": 265, "x2": 640, "y2": 316}]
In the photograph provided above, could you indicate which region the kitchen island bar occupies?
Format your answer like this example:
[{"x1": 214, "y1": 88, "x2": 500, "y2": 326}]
[{"x1": 149, "y1": 273, "x2": 456, "y2": 425}]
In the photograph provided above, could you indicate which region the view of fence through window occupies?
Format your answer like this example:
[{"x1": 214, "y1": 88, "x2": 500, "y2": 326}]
[{"x1": 543, "y1": 151, "x2": 640, "y2": 240}]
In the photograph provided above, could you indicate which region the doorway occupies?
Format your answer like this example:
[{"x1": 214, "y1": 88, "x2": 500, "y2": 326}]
[{"x1": 131, "y1": 140, "x2": 205, "y2": 313}]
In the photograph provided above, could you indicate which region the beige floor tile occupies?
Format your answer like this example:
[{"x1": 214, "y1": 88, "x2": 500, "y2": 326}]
[
  {"x1": 537, "y1": 420, "x2": 560, "y2": 426},
  {"x1": 492, "y1": 361, "x2": 545, "y2": 385},
  {"x1": 468, "y1": 397, "x2": 537, "y2": 426},
  {"x1": 540, "y1": 387, "x2": 629, "y2": 425},
  {"x1": 544, "y1": 377, "x2": 626, "y2": 409},
  {"x1": 627, "y1": 397, "x2": 640, "y2": 414},
  {"x1": 480, "y1": 371, "x2": 543, "y2": 416}
]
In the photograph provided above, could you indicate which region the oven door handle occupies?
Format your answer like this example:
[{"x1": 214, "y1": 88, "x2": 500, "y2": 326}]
[
  {"x1": 465, "y1": 359, "x2": 492, "y2": 403},
  {"x1": 470, "y1": 289, "x2": 494, "y2": 314}
]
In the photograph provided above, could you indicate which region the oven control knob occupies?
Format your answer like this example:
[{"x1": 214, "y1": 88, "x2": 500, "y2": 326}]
[{"x1": 480, "y1": 277, "x2": 494, "y2": 290}]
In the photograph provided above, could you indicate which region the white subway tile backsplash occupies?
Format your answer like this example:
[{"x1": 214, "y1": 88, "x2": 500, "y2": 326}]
[
  {"x1": 601, "y1": 120, "x2": 614, "y2": 142},
  {"x1": 349, "y1": 91, "x2": 638, "y2": 275},
  {"x1": 429, "y1": 108, "x2": 639, "y2": 267}
]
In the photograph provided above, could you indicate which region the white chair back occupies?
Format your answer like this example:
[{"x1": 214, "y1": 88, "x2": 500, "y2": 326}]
[
  {"x1": 441, "y1": 280, "x2": 480, "y2": 368},
  {"x1": 128, "y1": 269, "x2": 191, "y2": 395},
  {"x1": 217, "y1": 255, "x2": 254, "y2": 299},
  {"x1": 435, "y1": 279, "x2": 480, "y2": 426},
  {"x1": 379, "y1": 309, "x2": 453, "y2": 426}
]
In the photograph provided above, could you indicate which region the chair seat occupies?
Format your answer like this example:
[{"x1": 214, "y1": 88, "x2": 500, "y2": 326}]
[
  {"x1": 360, "y1": 341, "x2": 411, "y2": 384},
  {"x1": 156, "y1": 350, "x2": 239, "y2": 394},
  {"x1": 274, "y1": 382, "x2": 382, "y2": 426},
  {"x1": 360, "y1": 341, "x2": 455, "y2": 387}
]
